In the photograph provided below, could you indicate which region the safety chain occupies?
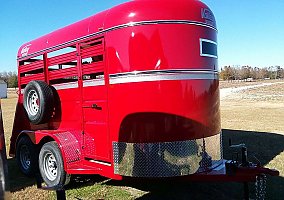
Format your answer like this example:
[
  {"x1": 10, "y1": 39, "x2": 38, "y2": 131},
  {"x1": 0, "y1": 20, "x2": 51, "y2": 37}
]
[{"x1": 255, "y1": 174, "x2": 267, "y2": 200}]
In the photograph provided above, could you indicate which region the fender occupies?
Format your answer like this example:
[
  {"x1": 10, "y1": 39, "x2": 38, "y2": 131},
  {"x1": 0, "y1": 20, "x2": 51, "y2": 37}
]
[{"x1": 18, "y1": 130, "x2": 82, "y2": 171}]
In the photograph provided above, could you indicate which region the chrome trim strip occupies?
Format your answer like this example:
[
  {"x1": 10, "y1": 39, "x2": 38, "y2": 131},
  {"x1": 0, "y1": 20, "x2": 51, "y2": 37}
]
[
  {"x1": 18, "y1": 20, "x2": 217, "y2": 60},
  {"x1": 83, "y1": 79, "x2": 105, "y2": 87},
  {"x1": 88, "y1": 159, "x2": 112, "y2": 166},
  {"x1": 52, "y1": 82, "x2": 78, "y2": 90},
  {"x1": 109, "y1": 69, "x2": 218, "y2": 84},
  {"x1": 105, "y1": 20, "x2": 217, "y2": 33}
]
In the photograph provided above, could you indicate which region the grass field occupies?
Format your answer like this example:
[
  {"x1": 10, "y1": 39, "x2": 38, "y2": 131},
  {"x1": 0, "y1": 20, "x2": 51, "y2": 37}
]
[{"x1": 1, "y1": 81, "x2": 284, "y2": 199}]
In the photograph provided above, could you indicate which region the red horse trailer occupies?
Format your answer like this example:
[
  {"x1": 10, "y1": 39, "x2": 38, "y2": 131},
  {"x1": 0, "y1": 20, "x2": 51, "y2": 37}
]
[{"x1": 10, "y1": 0, "x2": 278, "y2": 196}]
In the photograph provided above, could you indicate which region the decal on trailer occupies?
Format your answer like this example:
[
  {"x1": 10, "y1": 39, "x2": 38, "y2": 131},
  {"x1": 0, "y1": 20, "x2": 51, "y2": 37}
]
[
  {"x1": 201, "y1": 8, "x2": 215, "y2": 26},
  {"x1": 20, "y1": 44, "x2": 31, "y2": 57}
]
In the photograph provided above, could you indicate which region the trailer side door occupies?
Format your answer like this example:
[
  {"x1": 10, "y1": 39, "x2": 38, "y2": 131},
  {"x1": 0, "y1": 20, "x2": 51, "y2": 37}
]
[{"x1": 79, "y1": 37, "x2": 110, "y2": 162}]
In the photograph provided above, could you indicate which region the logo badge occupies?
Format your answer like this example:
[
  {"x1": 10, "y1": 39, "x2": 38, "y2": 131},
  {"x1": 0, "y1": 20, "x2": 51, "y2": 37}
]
[
  {"x1": 21, "y1": 44, "x2": 31, "y2": 57},
  {"x1": 201, "y1": 8, "x2": 215, "y2": 26}
]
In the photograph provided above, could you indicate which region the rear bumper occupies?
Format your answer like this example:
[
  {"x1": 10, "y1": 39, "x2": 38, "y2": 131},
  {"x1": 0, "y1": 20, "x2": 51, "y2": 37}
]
[{"x1": 113, "y1": 133, "x2": 222, "y2": 177}]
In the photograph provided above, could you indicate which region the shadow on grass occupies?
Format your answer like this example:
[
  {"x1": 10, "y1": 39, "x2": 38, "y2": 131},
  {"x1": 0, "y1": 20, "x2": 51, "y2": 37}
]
[
  {"x1": 7, "y1": 159, "x2": 109, "y2": 193},
  {"x1": 222, "y1": 129, "x2": 284, "y2": 166},
  {"x1": 65, "y1": 175, "x2": 108, "y2": 190},
  {"x1": 7, "y1": 158, "x2": 36, "y2": 192},
  {"x1": 7, "y1": 129, "x2": 284, "y2": 199},
  {"x1": 222, "y1": 129, "x2": 284, "y2": 200},
  {"x1": 106, "y1": 129, "x2": 284, "y2": 200}
]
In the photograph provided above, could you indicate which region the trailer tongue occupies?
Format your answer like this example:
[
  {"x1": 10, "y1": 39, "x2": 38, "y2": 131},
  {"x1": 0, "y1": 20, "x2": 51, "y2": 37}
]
[{"x1": 187, "y1": 141, "x2": 279, "y2": 200}]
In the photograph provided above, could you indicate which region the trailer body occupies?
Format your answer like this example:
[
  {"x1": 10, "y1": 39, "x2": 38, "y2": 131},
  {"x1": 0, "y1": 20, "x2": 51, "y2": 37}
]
[{"x1": 11, "y1": 0, "x2": 222, "y2": 184}]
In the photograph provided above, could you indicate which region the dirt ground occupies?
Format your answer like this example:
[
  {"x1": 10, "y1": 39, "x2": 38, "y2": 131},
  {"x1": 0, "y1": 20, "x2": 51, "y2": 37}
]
[
  {"x1": 1, "y1": 81, "x2": 284, "y2": 199},
  {"x1": 219, "y1": 79, "x2": 281, "y2": 89}
]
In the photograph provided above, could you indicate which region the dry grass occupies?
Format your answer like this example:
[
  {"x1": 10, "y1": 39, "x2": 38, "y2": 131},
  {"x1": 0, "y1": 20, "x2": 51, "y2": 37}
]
[
  {"x1": 222, "y1": 82, "x2": 284, "y2": 132},
  {"x1": 1, "y1": 89, "x2": 17, "y2": 151},
  {"x1": 1, "y1": 81, "x2": 283, "y2": 199},
  {"x1": 236, "y1": 82, "x2": 284, "y2": 102}
]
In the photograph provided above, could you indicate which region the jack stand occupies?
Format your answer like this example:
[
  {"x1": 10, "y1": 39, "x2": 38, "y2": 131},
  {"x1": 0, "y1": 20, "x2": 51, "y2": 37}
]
[
  {"x1": 35, "y1": 173, "x2": 66, "y2": 200},
  {"x1": 56, "y1": 189, "x2": 66, "y2": 200},
  {"x1": 243, "y1": 182, "x2": 249, "y2": 200}
]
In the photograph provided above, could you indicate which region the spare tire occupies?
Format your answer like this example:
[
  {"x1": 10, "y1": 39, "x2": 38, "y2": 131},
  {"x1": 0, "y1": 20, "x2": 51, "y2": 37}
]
[{"x1": 23, "y1": 80, "x2": 54, "y2": 124}]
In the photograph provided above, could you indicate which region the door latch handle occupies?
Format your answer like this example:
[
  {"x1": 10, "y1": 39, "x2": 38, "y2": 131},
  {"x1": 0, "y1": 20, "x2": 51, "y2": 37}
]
[
  {"x1": 91, "y1": 104, "x2": 102, "y2": 110},
  {"x1": 83, "y1": 104, "x2": 102, "y2": 110}
]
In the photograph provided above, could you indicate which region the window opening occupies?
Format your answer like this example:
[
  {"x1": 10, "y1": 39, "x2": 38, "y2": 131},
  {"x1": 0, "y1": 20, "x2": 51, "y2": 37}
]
[
  {"x1": 19, "y1": 54, "x2": 45, "y2": 88},
  {"x1": 83, "y1": 72, "x2": 104, "y2": 80},
  {"x1": 200, "y1": 39, "x2": 217, "y2": 58},
  {"x1": 80, "y1": 38, "x2": 104, "y2": 83},
  {"x1": 48, "y1": 60, "x2": 77, "y2": 71},
  {"x1": 47, "y1": 45, "x2": 78, "y2": 84},
  {"x1": 48, "y1": 46, "x2": 76, "y2": 58}
]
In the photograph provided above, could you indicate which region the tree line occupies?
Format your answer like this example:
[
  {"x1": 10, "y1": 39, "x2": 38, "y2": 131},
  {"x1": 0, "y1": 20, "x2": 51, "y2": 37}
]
[
  {"x1": 219, "y1": 66, "x2": 284, "y2": 81},
  {"x1": 0, "y1": 71, "x2": 18, "y2": 88},
  {"x1": 1, "y1": 66, "x2": 283, "y2": 88}
]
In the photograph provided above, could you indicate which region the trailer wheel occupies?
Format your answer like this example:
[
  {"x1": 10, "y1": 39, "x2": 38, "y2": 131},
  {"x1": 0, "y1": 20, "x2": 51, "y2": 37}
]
[
  {"x1": 0, "y1": 153, "x2": 6, "y2": 197},
  {"x1": 39, "y1": 141, "x2": 70, "y2": 187},
  {"x1": 23, "y1": 81, "x2": 54, "y2": 125},
  {"x1": 16, "y1": 136, "x2": 38, "y2": 176}
]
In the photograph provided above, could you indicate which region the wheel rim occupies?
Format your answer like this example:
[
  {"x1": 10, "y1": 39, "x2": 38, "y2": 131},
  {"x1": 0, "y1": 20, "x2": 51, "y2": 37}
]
[
  {"x1": 19, "y1": 145, "x2": 31, "y2": 170},
  {"x1": 43, "y1": 152, "x2": 58, "y2": 181},
  {"x1": 27, "y1": 90, "x2": 39, "y2": 116}
]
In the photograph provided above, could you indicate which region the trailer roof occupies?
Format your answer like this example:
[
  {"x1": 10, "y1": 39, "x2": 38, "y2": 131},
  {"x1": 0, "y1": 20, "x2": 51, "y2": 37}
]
[{"x1": 18, "y1": 0, "x2": 216, "y2": 59}]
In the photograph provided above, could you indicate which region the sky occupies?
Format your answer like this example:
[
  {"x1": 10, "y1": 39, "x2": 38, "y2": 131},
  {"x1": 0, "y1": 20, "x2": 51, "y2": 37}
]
[{"x1": 0, "y1": 0, "x2": 283, "y2": 72}]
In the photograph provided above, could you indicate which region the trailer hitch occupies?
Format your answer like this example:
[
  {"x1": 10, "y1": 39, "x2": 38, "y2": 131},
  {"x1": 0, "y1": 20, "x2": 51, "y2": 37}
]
[
  {"x1": 225, "y1": 139, "x2": 279, "y2": 200},
  {"x1": 226, "y1": 139, "x2": 279, "y2": 176}
]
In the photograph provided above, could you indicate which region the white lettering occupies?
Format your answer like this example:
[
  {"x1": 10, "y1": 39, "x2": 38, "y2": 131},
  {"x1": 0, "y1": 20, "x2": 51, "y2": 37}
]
[{"x1": 21, "y1": 44, "x2": 31, "y2": 57}]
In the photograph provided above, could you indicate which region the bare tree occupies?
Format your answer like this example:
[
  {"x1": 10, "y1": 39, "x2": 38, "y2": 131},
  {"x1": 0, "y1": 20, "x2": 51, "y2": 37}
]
[
  {"x1": 0, "y1": 71, "x2": 18, "y2": 88},
  {"x1": 219, "y1": 65, "x2": 283, "y2": 81}
]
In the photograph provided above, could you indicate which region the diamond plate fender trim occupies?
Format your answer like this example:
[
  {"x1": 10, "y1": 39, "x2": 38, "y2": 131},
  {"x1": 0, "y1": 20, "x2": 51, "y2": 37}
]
[{"x1": 113, "y1": 133, "x2": 222, "y2": 177}]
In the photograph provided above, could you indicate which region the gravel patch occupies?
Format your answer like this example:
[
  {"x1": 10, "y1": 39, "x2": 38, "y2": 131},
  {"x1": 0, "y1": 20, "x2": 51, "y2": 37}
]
[{"x1": 220, "y1": 82, "x2": 284, "y2": 100}]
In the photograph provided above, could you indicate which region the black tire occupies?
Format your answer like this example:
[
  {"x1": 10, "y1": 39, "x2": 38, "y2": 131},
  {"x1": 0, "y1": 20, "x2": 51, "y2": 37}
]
[
  {"x1": 39, "y1": 141, "x2": 70, "y2": 187},
  {"x1": 23, "y1": 80, "x2": 54, "y2": 125},
  {"x1": 16, "y1": 136, "x2": 38, "y2": 176},
  {"x1": 0, "y1": 154, "x2": 6, "y2": 199}
]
